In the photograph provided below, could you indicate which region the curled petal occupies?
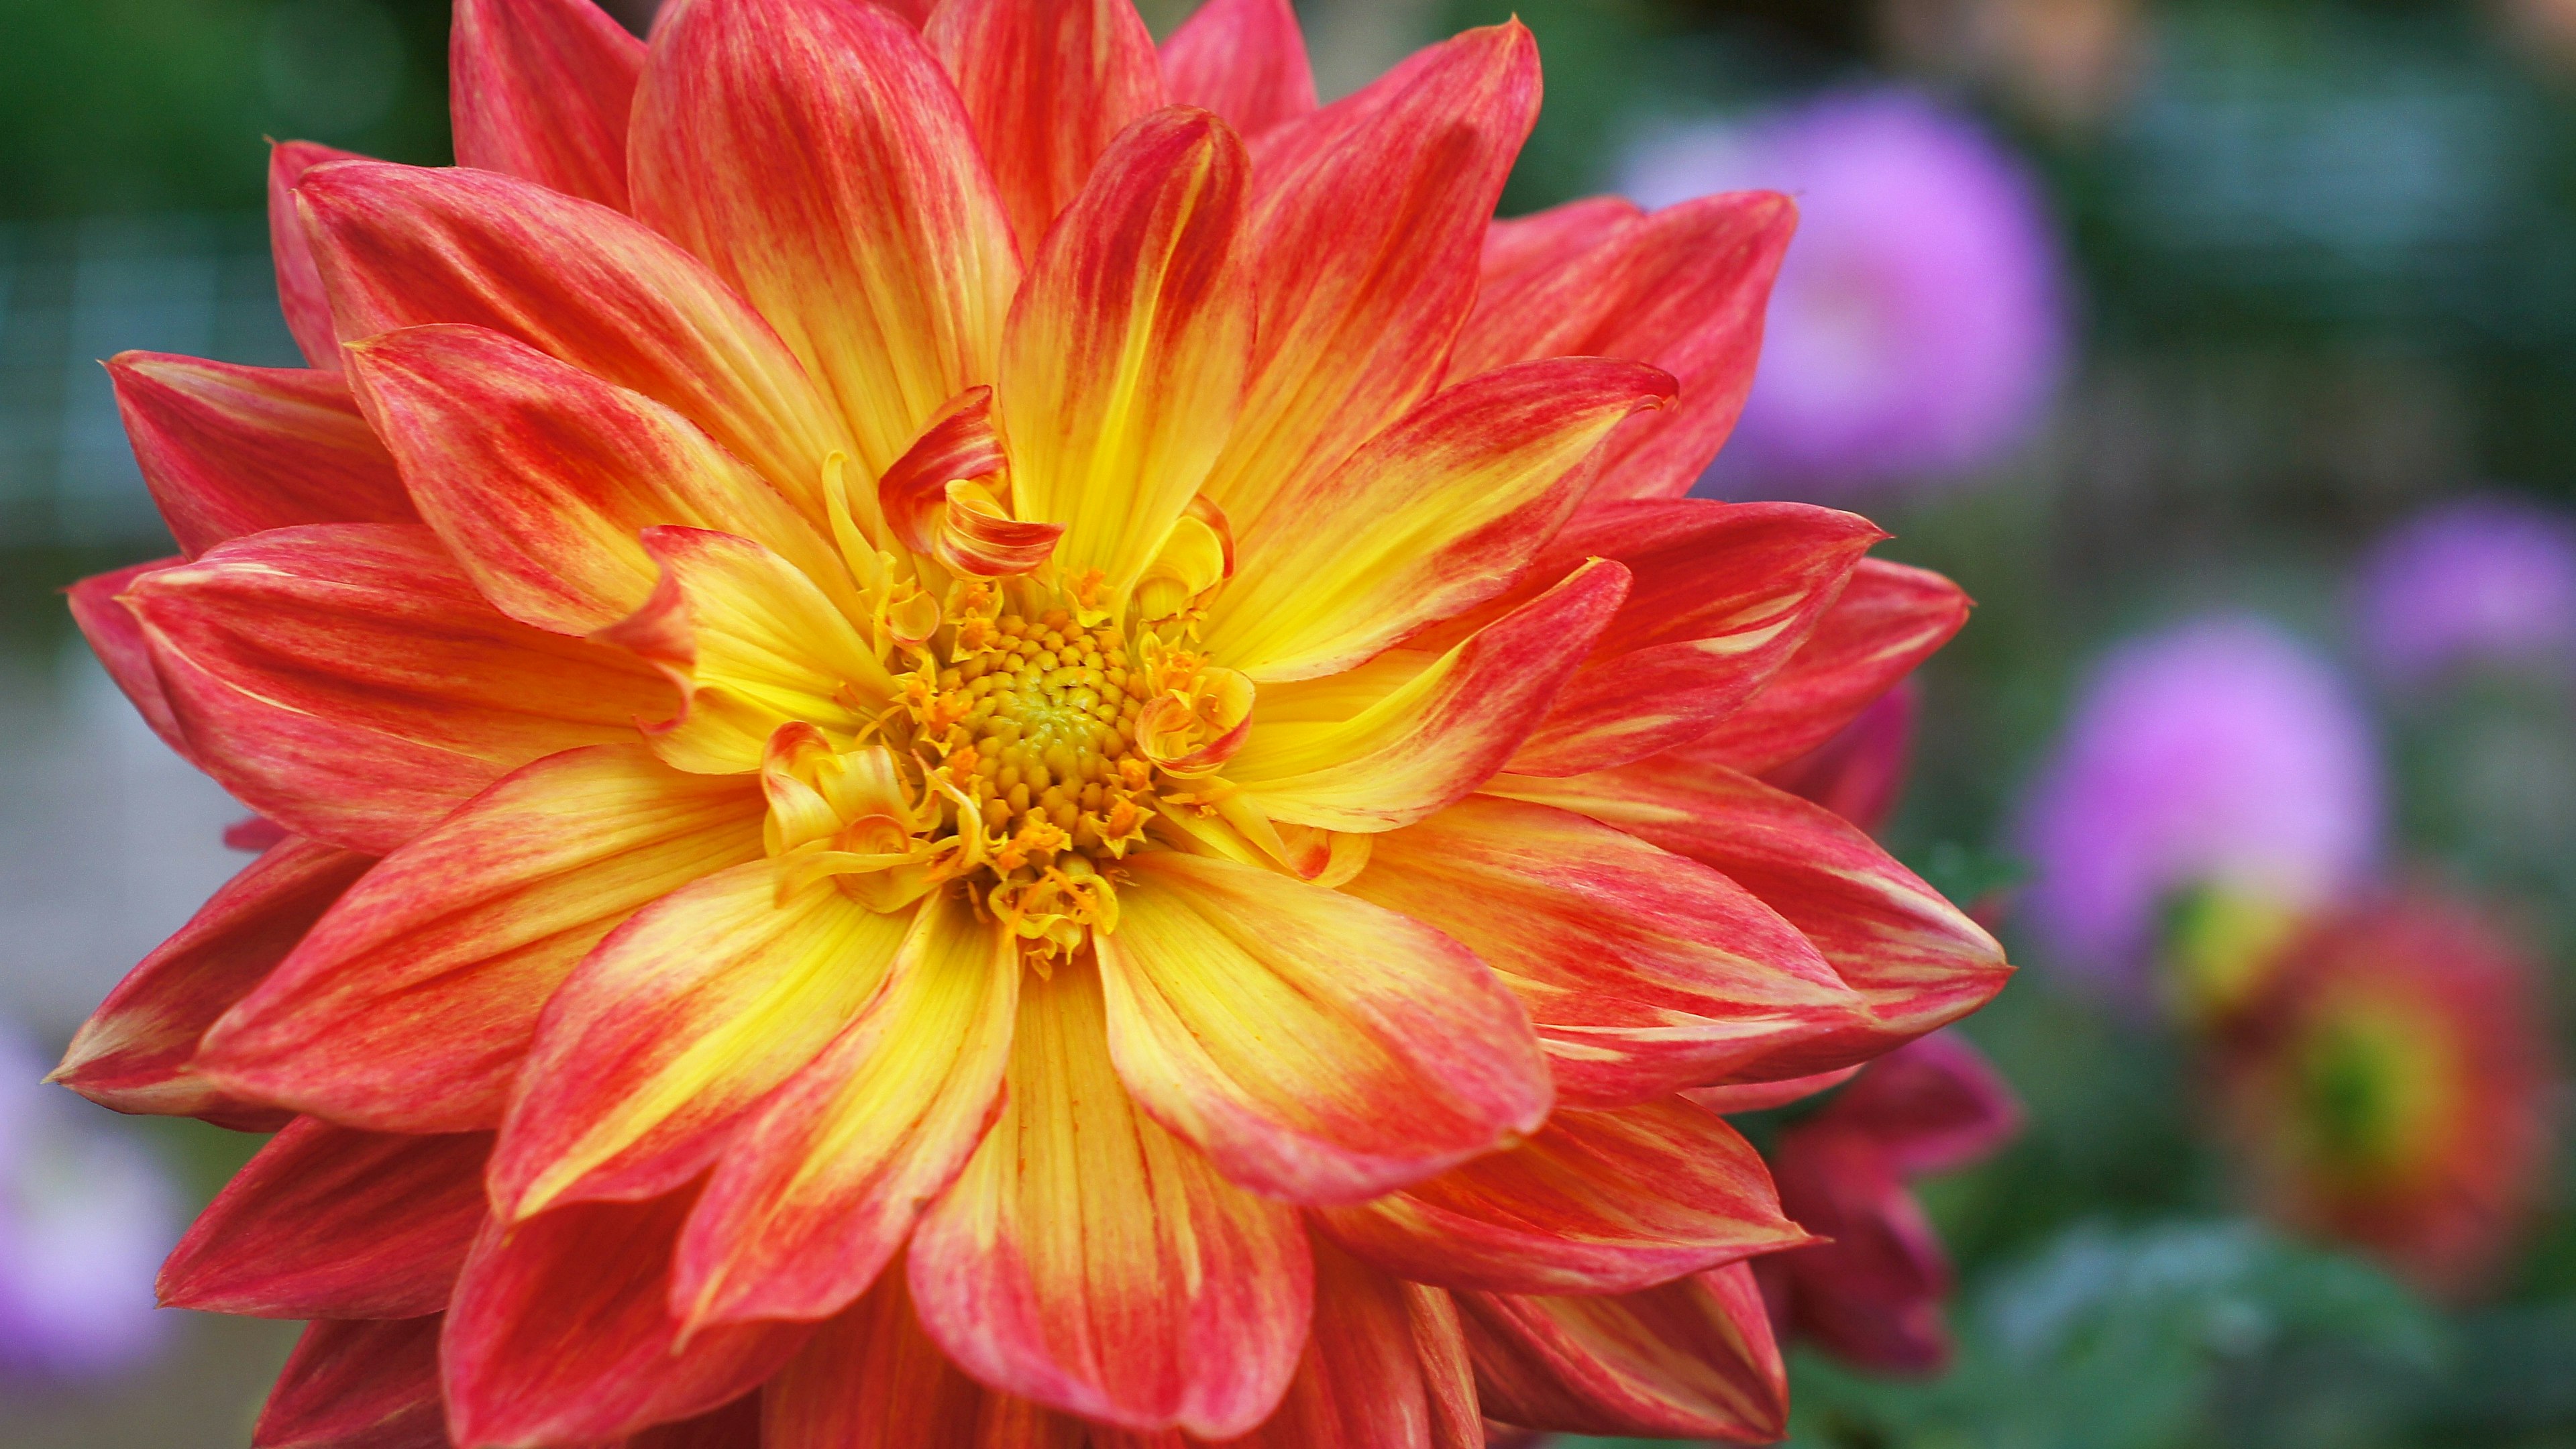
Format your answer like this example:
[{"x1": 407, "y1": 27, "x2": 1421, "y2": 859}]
[
  {"x1": 631, "y1": 0, "x2": 1021, "y2": 478},
  {"x1": 451, "y1": 0, "x2": 647, "y2": 211},
  {"x1": 108, "y1": 354, "x2": 413, "y2": 560},
  {"x1": 1132, "y1": 666, "x2": 1252, "y2": 777},
  {"x1": 1347, "y1": 795, "x2": 1864, "y2": 1108},
  {"x1": 197, "y1": 745, "x2": 765, "y2": 1134},
  {"x1": 269, "y1": 140, "x2": 365, "y2": 369},
  {"x1": 1316, "y1": 1099, "x2": 1811, "y2": 1296},
  {"x1": 1458, "y1": 1264, "x2": 1788, "y2": 1442},
  {"x1": 1228, "y1": 558, "x2": 1627, "y2": 834},
  {"x1": 256, "y1": 1316, "x2": 447, "y2": 1449},
  {"x1": 907, "y1": 962, "x2": 1311, "y2": 1438},
  {"x1": 925, "y1": 0, "x2": 1167, "y2": 255},
  {"x1": 53, "y1": 837, "x2": 370, "y2": 1128},
  {"x1": 125, "y1": 524, "x2": 672, "y2": 854},
  {"x1": 1693, "y1": 558, "x2": 1973, "y2": 775},
  {"x1": 878, "y1": 386, "x2": 1063, "y2": 576},
  {"x1": 1097, "y1": 852, "x2": 1552, "y2": 1205},
  {"x1": 1491, "y1": 761, "x2": 2012, "y2": 1079},
  {"x1": 488, "y1": 860, "x2": 914, "y2": 1220},
  {"x1": 160, "y1": 1120, "x2": 488, "y2": 1320},
  {"x1": 996, "y1": 105, "x2": 1256, "y2": 609},
  {"x1": 1159, "y1": 0, "x2": 1318, "y2": 140},
  {"x1": 1452, "y1": 191, "x2": 1798, "y2": 503},
  {"x1": 442, "y1": 1186, "x2": 810, "y2": 1448},
  {"x1": 673, "y1": 890, "x2": 1017, "y2": 1329}
]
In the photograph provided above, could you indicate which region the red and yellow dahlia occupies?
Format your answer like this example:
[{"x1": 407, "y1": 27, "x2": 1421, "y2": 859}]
[{"x1": 53, "y1": 0, "x2": 2009, "y2": 1442}]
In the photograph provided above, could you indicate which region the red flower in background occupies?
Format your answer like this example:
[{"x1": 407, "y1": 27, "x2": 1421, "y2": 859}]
[{"x1": 2212, "y1": 891, "x2": 2558, "y2": 1299}]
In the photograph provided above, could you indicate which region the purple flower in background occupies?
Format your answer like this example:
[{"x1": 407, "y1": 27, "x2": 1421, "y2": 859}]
[
  {"x1": 1620, "y1": 89, "x2": 2070, "y2": 501},
  {"x1": 2013, "y1": 617, "x2": 2383, "y2": 1003},
  {"x1": 2354, "y1": 495, "x2": 2576, "y2": 688},
  {"x1": 0, "y1": 1028, "x2": 176, "y2": 1384}
]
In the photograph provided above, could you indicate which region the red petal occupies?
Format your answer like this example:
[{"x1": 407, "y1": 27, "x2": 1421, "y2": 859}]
[
  {"x1": 270, "y1": 141, "x2": 365, "y2": 370},
  {"x1": 126, "y1": 525, "x2": 673, "y2": 854},
  {"x1": 443, "y1": 1186, "x2": 810, "y2": 1447},
  {"x1": 1761, "y1": 1122, "x2": 1955, "y2": 1372},
  {"x1": 907, "y1": 962, "x2": 1311, "y2": 1438},
  {"x1": 1101, "y1": 852, "x2": 1553, "y2": 1205},
  {"x1": 1481, "y1": 196, "x2": 1641, "y2": 292},
  {"x1": 1692, "y1": 557, "x2": 1972, "y2": 775},
  {"x1": 1821, "y1": 1030, "x2": 2023, "y2": 1177},
  {"x1": 108, "y1": 354, "x2": 413, "y2": 559},
  {"x1": 197, "y1": 745, "x2": 763, "y2": 1133},
  {"x1": 926, "y1": 0, "x2": 1167, "y2": 256},
  {"x1": 1504, "y1": 499, "x2": 1884, "y2": 777},
  {"x1": 160, "y1": 1120, "x2": 488, "y2": 1320},
  {"x1": 1452, "y1": 191, "x2": 1796, "y2": 502},
  {"x1": 1201, "y1": 22, "x2": 1539, "y2": 539},
  {"x1": 1159, "y1": 0, "x2": 1318, "y2": 140},
  {"x1": 1684, "y1": 1065, "x2": 1862, "y2": 1116},
  {"x1": 1458, "y1": 1264, "x2": 1788, "y2": 1441},
  {"x1": 344, "y1": 323, "x2": 845, "y2": 635},
  {"x1": 66, "y1": 559, "x2": 193, "y2": 763},
  {"x1": 297, "y1": 160, "x2": 854, "y2": 523},
  {"x1": 672, "y1": 891, "x2": 1016, "y2": 1328},
  {"x1": 631, "y1": 0, "x2": 1021, "y2": 478},
  {"x1": 255, "y1": 1316, "x2": 447, "y2": 1449},
  {"x1": 625, "y1": 1395, "x2": 767, "y2": 1449},
  {"x1": 1222, "y1": 1241, "x2": 1483, "y2": 1449},
  {"x1": 1348, "y1": 794, "x2": 1864, "y2": 1108},
  {"x1": 1761, "y1": 681, "x2": 1919, "y2": 835},
  {"x1": 1314, "y1": 1098, "x2": 1811, "y2": 1295},
  {"x1": 1492, "y1": 761, "x2": 2012, "y2": 1080},
  {"x1": 52, "y1": 837, "x2": 370, "y2": 1128},
  {"x1": 451, "y1": 0, "x2": 647, "y2": 211}
]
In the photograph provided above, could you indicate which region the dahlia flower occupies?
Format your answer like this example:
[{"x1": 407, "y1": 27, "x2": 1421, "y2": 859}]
[
  {"x1": 1619, "y1": 90, "x2": 2069, "y2": 502},
  {"x1": 2210, "y1": 891, "x2": 2557, "y2": 1298},
  {"x1": 2014, "y1": 615, "x2": 2381, "y2": 1012},
  {"x1": 1712, "y1": 1032, "x2": 2021, "y2": 1375},
  {"x1": 52, "y1": 0, "x2": 2009, "y2": 1442},
  {"x1": 2353, "y1": 494, "x2": 2576, "y2": 690}
]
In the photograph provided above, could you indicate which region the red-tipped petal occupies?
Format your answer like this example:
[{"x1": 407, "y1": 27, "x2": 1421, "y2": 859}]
[
  {"x1": 343, "y1": 323, "x2": 844, "y2": 635},
  {"x1": 1693, "y1": 558, "x2": 1973, "y2": 774},
  {"x1": 1159, "y1": 0, "x2": 1317, "y2": 140},
  {"x1": 1207, "y1": 358, "x2": 1672, "y2": 684},
  {"x1": 1098, "y1": 851, "x2": 1552, "y2": 1205},
  {"x1": 488, "y1": 861, "x2": 913, "y2": 1220},
  {"x1": 442, "y1": 1187, "x2": 810, "y2": 1448},
  {"x1": 198, "y1": 745, "x2": 764, "y2": 1134},
  {"x1": 1348, "y1": 793, "x2": 1864, "y2": 1109},
  {"x1": 451, "y1": 0, "x2": 647, "y2": 211},
  {"x1": 1453, "y1": 191, "x2": 1797, "y2": 502},
  {"x1": 1459, "y1": 1264, "x2": 1788, "y2": 1442},
  {"x1": 255, "y1": 1316, "x2": 446, "y2": 1449},
  {"x1": 631, "y1": 0, "x2": 1021, "y2": 478},
  {"x1": 1503, "y1": 499, "x2": 1884, "y2": 777},
  {"x1": 1230, "y1": 558, "x2": 1629, "y2": 833},
  {"x1": 926, "y1": 0, "x2": 1166, "y2": 256},
  {"x1": 1316, "y1": 1097, "x2": 1811, "y2": 1296},
  {"x1": 1223, "y1": 1241, "x2": 1483, "y2": 1449},
  {"x1": 53, "y1": 836, "x2": 369, "y2": 1128},
  {"x1": 107, "y1": 354, "x2": 413, "y2": 559},
  {"x1": 270, "y1": 141, "x2": 366, "y2": 370},
  {"x1": 908, "y1": 962, "x2": 1311, "y2": 1438},
  {"x1": 66, "y1": 558, "x2": 192, "y2": 763},
  {"x1": 673, "y1": 890, "x2": 1016, "y2": 1328},
  {"x1": 997, "y1": 105, "x2": 1254, "y2": 604},
  {"x1": 1201, "y1": 22, "x2": 1540, "y2": 536},
  {"x1": 160, "y1": 1120, "x2": 488, "y2": 1320},
  {"x1": 297, "y1": 160, "x2": 855, "y2": 523},
  {"x1": 124, "y1": 524, "x2": 672, "y2": 854},
  {"x1": 1493, "y1": 761, "x2": 2012, "y2": 1080}
]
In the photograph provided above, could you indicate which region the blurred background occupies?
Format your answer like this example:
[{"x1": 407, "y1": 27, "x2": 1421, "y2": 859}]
[{"x1": 4, "y1": 0, "x2": 2575, "y2": 1444}]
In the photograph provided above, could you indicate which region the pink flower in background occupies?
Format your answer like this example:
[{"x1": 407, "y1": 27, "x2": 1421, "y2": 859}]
[
  {"x1": 2354, "y1": 495, "x2": 2576, "y2": 689},
  {"x1": 2013, "y1": 616, "x2": 2382, "y2": 1006},
  {"x1": 0, "y1": 1029, "x2": 177, "y2": 1384},
  {"x1": 1727, "y1": 1033, "x2": 2023, "y2": 1374},
  {"x1": 2211, "y1": 891, "x2": 2557, "y2": 1299},
  {"x1": 1620, "y1": 89, "x2": 2069, "y2": 501}
]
